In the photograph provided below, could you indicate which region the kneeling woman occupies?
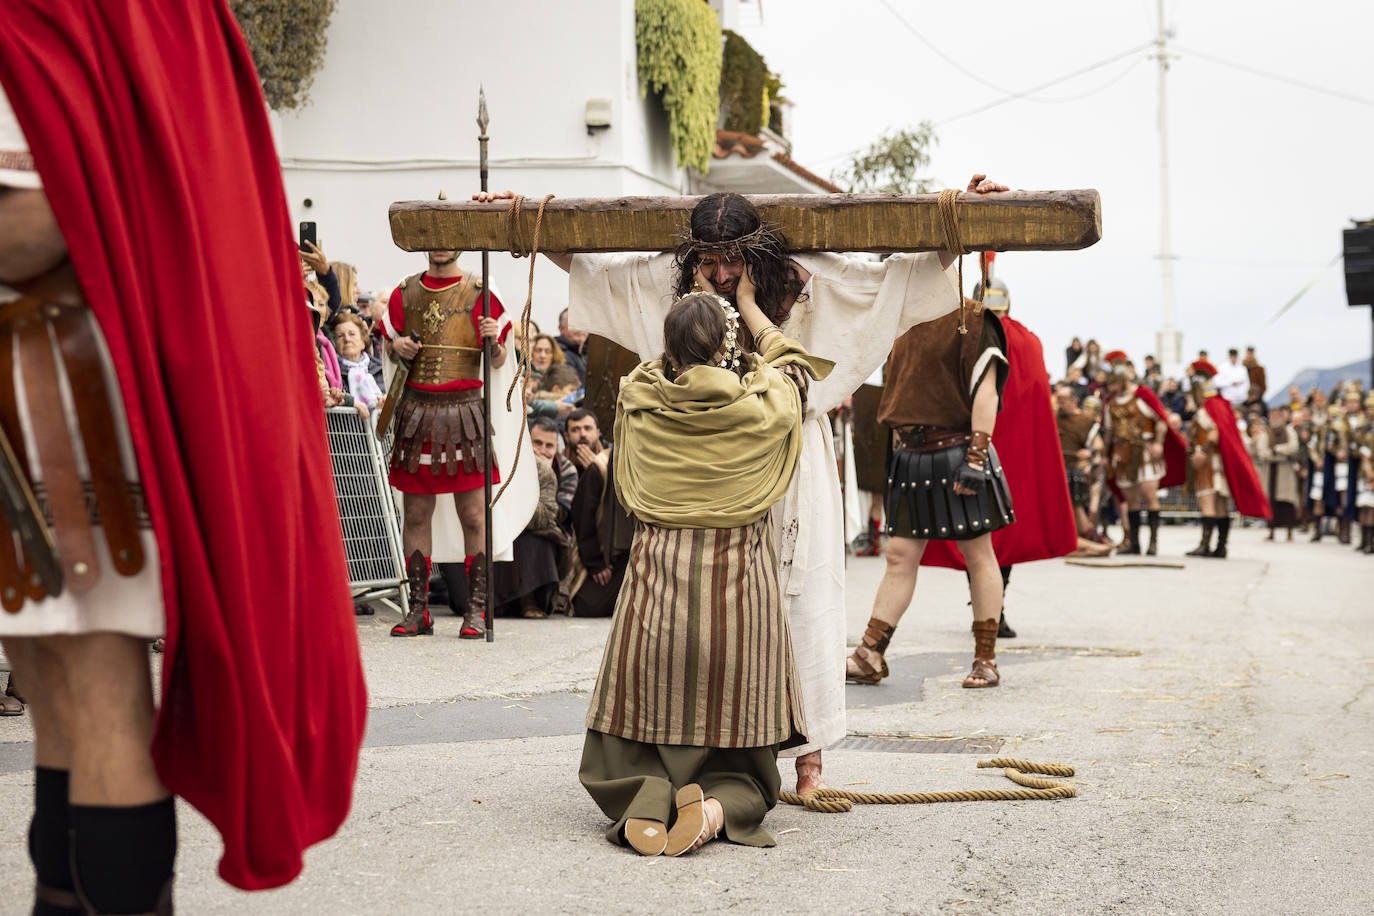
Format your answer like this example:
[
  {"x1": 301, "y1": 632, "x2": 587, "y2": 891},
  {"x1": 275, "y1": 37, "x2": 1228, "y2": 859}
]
[{"x1": 579, "y1": 272, "x2": 832, "y2": 856}]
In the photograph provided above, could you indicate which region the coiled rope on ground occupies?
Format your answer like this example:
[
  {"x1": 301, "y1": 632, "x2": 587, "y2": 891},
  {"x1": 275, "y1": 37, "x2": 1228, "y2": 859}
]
[{"x1": 779, "y1": 758, "x2": 1076, "y2": 813}]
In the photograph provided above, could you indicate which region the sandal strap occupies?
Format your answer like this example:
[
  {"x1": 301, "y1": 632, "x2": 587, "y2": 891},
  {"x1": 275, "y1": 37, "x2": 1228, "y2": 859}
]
[
  {"x1": 860, "y1": 616, "x2": 897, "y2": 654},
  {"x1": 848, "y1": 647, "x2": 881, "y2": 679},
  {"x1": 971, "y1": 618, "x2": 998, "y2": 659},
  {"x1": 966, "y1": 657, "x2": 999, "y2": 684}
]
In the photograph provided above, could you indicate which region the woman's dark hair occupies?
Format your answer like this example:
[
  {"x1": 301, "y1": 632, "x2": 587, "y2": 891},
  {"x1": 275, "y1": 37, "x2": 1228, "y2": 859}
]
[
  {"x1": 661, "y1": 293, "x2": 739, "y2": 381},
  {"x1": 672, "y1": 193, "x2": 805, "y2": 324}
]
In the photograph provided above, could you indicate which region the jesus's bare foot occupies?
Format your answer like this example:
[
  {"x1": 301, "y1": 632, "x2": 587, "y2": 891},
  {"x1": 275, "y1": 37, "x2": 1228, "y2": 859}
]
[{"x1": 795, "y1": 750, "x2": 825, "y2": 796}]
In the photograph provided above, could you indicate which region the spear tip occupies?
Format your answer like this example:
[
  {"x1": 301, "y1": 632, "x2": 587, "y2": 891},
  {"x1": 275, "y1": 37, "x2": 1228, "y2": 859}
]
[{"x1": 477, "y1": 86, "x2": 489, "y2": 134}]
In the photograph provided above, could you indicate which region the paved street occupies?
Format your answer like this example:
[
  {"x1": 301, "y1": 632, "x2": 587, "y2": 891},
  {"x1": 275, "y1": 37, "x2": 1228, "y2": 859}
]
[{"x1": 2, "y1": 524, "x2": 1372, "y2": 914}]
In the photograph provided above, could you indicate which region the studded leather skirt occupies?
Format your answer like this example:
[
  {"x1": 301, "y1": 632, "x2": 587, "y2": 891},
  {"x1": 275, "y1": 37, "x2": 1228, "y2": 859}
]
[
  {"x1": 884, "y1": 440, "x2": 1015, "y2": 541},
  {"x1": 0, "y1": 281, "x2": 161, "y2": 635}
]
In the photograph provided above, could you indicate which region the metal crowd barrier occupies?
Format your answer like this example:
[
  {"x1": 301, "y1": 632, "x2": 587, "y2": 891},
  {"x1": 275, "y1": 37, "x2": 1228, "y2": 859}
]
[{"x1": 325, "y1": 407, "x2": 406, "y2": 612}]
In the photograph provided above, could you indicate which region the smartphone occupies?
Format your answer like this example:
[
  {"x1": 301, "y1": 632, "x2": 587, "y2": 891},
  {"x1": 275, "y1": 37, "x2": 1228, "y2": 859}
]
[{"x1": 298, "y1": 221, "x2": 317, "y2": 252}]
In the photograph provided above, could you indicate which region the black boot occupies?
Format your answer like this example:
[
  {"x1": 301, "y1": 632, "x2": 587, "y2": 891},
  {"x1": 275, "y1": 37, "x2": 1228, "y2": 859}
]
[
  {"x1": 996, "y1": 566, "x2": 1016, "y2": 637},
  {"x1": 1186, "y1": 519, "x2": 1214, "y2": 557},
  {"x1": 30, "y1": 767, "x2": 78, "y2": 915},
  {"x1": 1119, "y1": 515, "x2": 1141, "y2": 555},
  {"x1": 391, "y1": 550, "x2": 433, "y2": 636},
  {"x1": 1146, "y1": 509, "x2": 1161, "y2": 556},
  {"x1": 460, "y1": 553, "x2": 488, "y2": 639},
  {"x1": 1311, "y1": 508, "x2": 1325, "y2": 542},
  {"x1": 1338, "y1": 517, "x2": 1353, "y2": 544},
  {"x1": 70, "y1": 797, "x2": 176, "y2": 916},
  {"x1": 1212, "y1": 516, "x2": 1230, "y2": 558},
  {"x1": 1361, "y1": 525, "x2": 1374, "y2": 554}
]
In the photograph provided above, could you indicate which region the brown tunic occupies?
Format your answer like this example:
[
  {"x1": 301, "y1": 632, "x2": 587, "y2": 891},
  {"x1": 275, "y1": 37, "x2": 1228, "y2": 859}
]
[
  {"x1": 1057, "y1": 410, "x2": 1097, "y2": 463},
  {"x1": 878, "y1": 307, "x2": 1007, "y2": 430}
]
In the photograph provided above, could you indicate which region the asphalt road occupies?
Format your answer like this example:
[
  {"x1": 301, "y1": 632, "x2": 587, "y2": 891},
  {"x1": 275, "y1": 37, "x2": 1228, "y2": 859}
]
[{"x1": 2, "y1": 524, "x2": 1371, "y2": 914}]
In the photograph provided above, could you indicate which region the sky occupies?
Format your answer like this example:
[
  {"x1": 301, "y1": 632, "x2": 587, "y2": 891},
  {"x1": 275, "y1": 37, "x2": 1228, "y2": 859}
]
[{"x1": 735, "y1": 0, "x2": 1374, "y2": 389}]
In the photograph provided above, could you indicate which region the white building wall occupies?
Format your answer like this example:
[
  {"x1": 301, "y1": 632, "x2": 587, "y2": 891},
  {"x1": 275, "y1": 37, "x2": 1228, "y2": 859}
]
[{"x1": 275, "y1": 0, "x2": 686, "y2": 330}]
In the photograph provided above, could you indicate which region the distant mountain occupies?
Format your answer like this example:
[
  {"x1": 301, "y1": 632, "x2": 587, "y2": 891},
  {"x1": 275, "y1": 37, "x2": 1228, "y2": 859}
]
[{"x1": 1269, "y1": 358, "x2": 1371, "y2": 406}]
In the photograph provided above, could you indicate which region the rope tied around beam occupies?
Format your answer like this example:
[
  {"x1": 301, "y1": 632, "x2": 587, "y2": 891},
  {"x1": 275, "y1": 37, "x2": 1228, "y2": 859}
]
[
  {"x1": 778, "y1": 758, "x2": 1077, "y2": 813},
  {"x1": 938, "y1": 188, "x2": 971, "y2": 335},
  {"x1": 488, "y1": 193, "x2": 554, "y2": 507}
]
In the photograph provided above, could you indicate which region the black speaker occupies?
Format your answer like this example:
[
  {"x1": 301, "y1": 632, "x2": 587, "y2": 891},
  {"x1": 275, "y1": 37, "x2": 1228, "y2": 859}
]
[{"x1": 1344, "y1": 223, "x2": 1374, "y2": 306}]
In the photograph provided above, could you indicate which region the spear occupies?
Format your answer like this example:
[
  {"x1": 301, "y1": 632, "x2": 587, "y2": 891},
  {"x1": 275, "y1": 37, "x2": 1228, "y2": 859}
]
[{"x1": 478, "y1": 87, "x2": 494, "y2": 643}]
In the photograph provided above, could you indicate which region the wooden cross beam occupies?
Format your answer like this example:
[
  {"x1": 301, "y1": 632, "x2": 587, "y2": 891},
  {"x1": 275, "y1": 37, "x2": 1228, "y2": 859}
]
[{"x1": 388, "y1": 190, "x2": 1102, "y2": 254}]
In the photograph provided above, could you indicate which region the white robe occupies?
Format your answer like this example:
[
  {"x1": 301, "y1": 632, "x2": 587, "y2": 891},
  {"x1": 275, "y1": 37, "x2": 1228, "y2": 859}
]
[{"x1": 570, "y1": 251, "x2": 959, "y2": 755}]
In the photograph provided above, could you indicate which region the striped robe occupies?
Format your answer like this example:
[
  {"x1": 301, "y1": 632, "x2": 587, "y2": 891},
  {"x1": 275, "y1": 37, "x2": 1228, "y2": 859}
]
[{"x1": 586, "y1": 516, "x2": 807, "y2": 749}]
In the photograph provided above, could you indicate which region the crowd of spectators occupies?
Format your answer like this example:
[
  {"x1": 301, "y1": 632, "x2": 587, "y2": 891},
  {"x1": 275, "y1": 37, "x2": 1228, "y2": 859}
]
[
  {"x1": 299, "y1": 243, "x2": 633, "y2": 621},
  {"x1": 1056, "y1": 336, "x2": 1372, "y2": 547}
]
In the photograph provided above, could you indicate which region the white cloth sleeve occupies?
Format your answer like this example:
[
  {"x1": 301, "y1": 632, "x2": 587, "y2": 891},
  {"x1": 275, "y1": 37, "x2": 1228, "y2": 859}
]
[
  {"x1": 567, "y1": 252, "x2": 678, "y2": 359},
  {"x1": 787, "y1": 252, "x2": 959, "y2": 416}
]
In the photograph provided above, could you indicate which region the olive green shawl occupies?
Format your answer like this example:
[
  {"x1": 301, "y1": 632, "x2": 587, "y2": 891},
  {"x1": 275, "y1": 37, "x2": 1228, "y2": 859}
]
[{"x1": 613, "y1": 337, "x2": 834, "y2": 529}]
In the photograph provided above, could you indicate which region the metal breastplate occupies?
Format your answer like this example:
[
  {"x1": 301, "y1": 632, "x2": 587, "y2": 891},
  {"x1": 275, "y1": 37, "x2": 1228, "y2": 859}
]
[
  {"x1": 1109, "y1": 399, "x2": 1144, "y2": 445},
  {"x1": 400, "y1": 273, "x2": 483, "y2": 385}
]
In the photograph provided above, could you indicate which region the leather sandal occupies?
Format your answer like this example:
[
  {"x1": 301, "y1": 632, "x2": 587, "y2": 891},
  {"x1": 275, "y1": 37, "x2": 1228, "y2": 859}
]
[
  {"x1": 624, "y1": 818, "x2": 668, "y2": 856},
  {"x1": 665, "y1": 784, "x2": 723, "y2": 857},
  {"x1": 963, "y1": 618, "x2": 1000, "y2": 688},
  {"x1": 845, "y1": 617, "x2": 896, "y2": 685},
  {"x1": 2, "y1": 673, "x2": 23, "y2": 717}
]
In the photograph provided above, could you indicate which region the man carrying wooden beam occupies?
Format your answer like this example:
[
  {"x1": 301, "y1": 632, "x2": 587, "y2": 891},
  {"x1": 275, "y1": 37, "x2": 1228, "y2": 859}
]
[
  {"x1": 476, "y1": 174, "x2": 1004, "y2": 798},
  {"x1": 393, "y1": 181, "x2": 1099, "y2": 799}
]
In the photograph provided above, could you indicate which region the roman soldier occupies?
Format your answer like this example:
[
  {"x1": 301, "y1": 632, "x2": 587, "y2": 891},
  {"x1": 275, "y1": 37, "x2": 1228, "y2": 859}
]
[
  {"x1": 1055, "y1": 384, "x2": 1111, "y2": 548},
  {"x1": 1354, "y1": 392, "x2": 1374, "y2": 553},
  {"x1": 1184, "y1": 359, "x2": 1272, "y2": 557},
  {"x1": 847, "y1": 293, "x2": 1014, "y2": 689},
  {"x1": 1100, "y1": 351, "x2": 1187, "y2": 556},
  {"x1": 1318, "y1": 402, "x2": 1355, "y2": 544},
  {"x1": 0, "y1": 1, "x2": 366, "y2": 905},
  {"x1": 382, "y1": 254, "x2": 512, "y2": 638},
  {"x1": 921, "y1": 269, "x2": 1080, "y2": 635}
]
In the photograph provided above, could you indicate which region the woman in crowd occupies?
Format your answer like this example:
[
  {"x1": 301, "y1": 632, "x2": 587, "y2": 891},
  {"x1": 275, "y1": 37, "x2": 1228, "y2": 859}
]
[
  {"x1": 579, "y1": 270, "x2": 832, "y2": 857},
  {"x1": 333, "y1": 312, "x2": 385, "y2": 413},
  {"x1": 1065, "y1": 336, "x2": 1083, "y2": 373},
  {"x1": 530, "y1": 332, "x2": 565, "y2": 375}
]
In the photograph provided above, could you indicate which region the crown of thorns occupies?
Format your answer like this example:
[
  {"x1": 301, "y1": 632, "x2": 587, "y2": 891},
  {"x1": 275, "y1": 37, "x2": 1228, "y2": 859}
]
[{"x1": 678, "y1": 223, "x2": 783, "y2": 261}]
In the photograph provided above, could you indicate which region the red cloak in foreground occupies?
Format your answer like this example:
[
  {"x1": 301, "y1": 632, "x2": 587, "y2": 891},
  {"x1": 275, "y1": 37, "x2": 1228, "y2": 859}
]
[
  {"x1": 922, "y1": 316, "x2": 1078, "y2": 570},
  {"x1": 1202, "y1": 396, "x2": 1272, "y2": 520},
  {"x1": 1105, "y1": 385, "x2": 1189, "y2": 503},
  {"x1": 0, "y1": 0, "x2": 366, "y2": 891}
]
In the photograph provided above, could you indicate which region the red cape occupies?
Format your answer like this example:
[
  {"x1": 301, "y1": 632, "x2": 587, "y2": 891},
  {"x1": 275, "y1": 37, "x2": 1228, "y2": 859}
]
[
  {"x1": 0, "y1": 0, "x2": 366, "y2": 891},
  {"x1": 1105, "y1": 385, "x2": 1189, "y2": 502},
  {"x1": 1202, "y1": 396, "x2": 1272, "y2": 520},
  {"x1": 922, "y1": 317, "x2": 1078, "y2": 570}
]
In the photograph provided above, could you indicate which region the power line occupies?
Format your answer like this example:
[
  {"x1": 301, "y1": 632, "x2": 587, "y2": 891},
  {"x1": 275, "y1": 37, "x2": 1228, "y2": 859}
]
[
  {"x1": 807, "y1": 40, "x2": 1152, "y2": 167},
  {"x1": 1176, "y1": 46, "x2": 1374, "y2": 108},
  {"x1": 875, "y1": 0, "x2": 1020, "y2": 96},
  {"x1": 936, "y1": 43, "x2": 1153, "y2": 125}
]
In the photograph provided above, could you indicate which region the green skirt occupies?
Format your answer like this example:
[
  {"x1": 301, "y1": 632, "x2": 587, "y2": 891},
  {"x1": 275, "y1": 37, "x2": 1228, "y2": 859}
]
[{"x1": 579, "y1": 730, "x2": 782, "y2": 848}]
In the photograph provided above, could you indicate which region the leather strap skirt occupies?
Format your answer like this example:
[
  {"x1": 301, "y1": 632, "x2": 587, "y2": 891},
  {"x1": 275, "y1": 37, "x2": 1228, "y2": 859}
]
[
  {"x1": 884, "y1": 440, "x2": 1015, "y2": 541},
  {"x1": 0, "y1": 285, "x2": 161, "y2": 635}
]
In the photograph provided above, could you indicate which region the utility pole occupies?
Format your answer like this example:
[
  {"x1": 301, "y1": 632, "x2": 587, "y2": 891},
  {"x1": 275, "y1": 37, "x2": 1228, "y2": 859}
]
[{"x1": 1154, "y1": 0, "x2": 1182, "y2": 376}]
